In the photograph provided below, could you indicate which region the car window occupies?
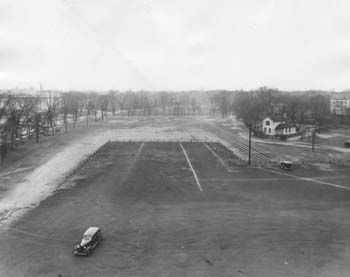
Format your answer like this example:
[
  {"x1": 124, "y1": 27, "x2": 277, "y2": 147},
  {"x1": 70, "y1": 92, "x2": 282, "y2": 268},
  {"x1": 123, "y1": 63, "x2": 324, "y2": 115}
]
[{"x1": 83, "y1": 234, "x2": 92, "y2": 240}]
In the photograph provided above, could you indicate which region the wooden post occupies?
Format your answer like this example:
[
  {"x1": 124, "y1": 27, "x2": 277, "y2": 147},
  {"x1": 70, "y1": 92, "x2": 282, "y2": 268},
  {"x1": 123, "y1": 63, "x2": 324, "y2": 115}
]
[
  {"x1": 248, "y1": 123, "x2": 252, "y2": 165},
  {"x1": 312, "y1": 130, "x2": 316, "y2": 152}
]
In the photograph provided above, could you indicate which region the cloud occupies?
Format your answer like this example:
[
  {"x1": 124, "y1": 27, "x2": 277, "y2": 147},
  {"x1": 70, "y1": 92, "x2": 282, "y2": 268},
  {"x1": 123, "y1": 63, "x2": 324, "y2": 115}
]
[{"x1": 0, "y1": 0, "x2": 350, "y2": 90}]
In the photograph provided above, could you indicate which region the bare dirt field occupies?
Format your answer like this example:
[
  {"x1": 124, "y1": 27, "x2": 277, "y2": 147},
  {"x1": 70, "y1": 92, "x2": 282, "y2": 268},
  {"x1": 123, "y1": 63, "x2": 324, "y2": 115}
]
[
  {"x1": 1, "y1": 141, "x2": 350, "y2": 276},
  {"x1": 0, "y1": 117, "x2": 223, "y2": 223}
]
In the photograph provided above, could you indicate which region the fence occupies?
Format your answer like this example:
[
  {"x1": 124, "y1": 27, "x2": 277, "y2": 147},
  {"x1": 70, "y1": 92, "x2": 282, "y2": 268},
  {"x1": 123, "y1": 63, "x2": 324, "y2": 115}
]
[
  {"x1": 218, "y1": 143, "x2": 350, "y2": 169},
  {"x1": 110, "y1": 138, "x2": 218, "y2": 143},
  {"x1": 108, "y1": 140, "x2": 350, "y2": 169},
  {"x1": 63, "y1": 140, "x2": 111, "y2": 183},
  {"x1": 0, "y1": 112, "x2": 111, "y2": 163},
  {"x1": 238, "y1": 158, "x2": 350, "y2": 168}
]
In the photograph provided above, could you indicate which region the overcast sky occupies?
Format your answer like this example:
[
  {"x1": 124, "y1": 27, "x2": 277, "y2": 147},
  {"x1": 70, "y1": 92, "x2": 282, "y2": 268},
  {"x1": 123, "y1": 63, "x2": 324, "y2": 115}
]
[{"x1": 0, "y1": 0, "x2": 349, "y2": 91}]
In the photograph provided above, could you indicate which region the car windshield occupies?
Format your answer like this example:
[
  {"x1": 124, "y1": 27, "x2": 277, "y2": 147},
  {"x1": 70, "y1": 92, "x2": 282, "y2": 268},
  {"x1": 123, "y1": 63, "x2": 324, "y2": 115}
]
[{"x1": 83, "y1": 234, "x2": 92, "y2": 240}]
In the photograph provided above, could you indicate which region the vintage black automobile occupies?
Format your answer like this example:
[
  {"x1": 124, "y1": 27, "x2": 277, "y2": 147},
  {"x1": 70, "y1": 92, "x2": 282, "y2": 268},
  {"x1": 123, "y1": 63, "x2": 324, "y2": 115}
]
[
  {"x1": 74, "y1": 227, "x2": 102, "y2": 256},
  {"x1": 279, "y1": 160, "x2": 293, "y2": 170}
]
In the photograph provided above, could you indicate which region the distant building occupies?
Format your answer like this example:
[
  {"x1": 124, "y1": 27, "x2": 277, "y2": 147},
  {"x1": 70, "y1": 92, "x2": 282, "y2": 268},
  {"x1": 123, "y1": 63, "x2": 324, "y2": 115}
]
[
  {"x1": 262, "y1": 115, "x2": 285, "y2": 136},
  {"x1": 262, "y1": 115, "x2": 297, "y2": 137},
  {"x1": 275, "y1": 123, "x2": 297, "y2": 136},
  {"x1": 330, "y1": 92, "x2": 350, "y2": 116},
  {"x1": 35, "y1": 96, "x2": 49, "y2": 113}
]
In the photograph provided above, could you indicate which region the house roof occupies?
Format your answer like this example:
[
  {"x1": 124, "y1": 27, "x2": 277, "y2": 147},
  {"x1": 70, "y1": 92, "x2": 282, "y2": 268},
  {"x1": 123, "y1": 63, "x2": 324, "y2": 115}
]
[{"x1": 275, "y1": 123, "x2": 296, "y2": 130}]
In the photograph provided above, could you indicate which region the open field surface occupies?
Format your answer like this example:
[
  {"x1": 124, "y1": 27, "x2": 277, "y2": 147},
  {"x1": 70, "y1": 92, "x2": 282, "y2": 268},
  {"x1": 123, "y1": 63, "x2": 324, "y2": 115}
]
[
  {"x1": 311, "y1": 132, "x2": 350, "y2": 148},
  {"x1": 0, "y1": 117, "x2": 224, "y2": 223},
  {"x1": 1, "y1": 141, "x2": 350, "y2": 276}
]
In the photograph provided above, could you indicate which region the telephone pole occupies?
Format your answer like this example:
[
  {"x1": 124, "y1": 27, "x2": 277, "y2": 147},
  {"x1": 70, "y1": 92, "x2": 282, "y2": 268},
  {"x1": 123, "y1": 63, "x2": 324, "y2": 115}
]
[
  {"x1": 312, "y1": 129, "x2": 316, "y2": 152},
  {"x1": 248, "y1": 123, "x2": 252, "y2": 165}
]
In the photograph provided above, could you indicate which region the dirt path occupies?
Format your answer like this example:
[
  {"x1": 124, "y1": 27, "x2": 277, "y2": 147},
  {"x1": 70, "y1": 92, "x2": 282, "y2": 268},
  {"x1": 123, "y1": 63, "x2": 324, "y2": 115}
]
[{"x1": 0, "y1": 129, "x2": 118, "y2": 224}]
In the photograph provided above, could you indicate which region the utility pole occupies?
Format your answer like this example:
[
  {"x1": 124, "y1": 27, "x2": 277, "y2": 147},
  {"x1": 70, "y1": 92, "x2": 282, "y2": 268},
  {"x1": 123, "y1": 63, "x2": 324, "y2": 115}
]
[
  {"x1": 312, "y1": 129, "x2": 316, "y2": 152},
  {"x1": 1, "y1": 133, "x2": 6, "y2": 162},
  {"x1": 248, "y1": 123, "x2": 252, "y2": 165},
  {"x1": 35, "y1": 112, "x2": 40, "y2": 143}
]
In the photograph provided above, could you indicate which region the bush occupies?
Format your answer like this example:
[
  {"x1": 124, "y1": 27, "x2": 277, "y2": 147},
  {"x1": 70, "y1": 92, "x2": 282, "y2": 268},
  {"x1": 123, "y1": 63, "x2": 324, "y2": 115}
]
[{"x1": 280, "y1": 135, "x2": 288, "y2": 141}]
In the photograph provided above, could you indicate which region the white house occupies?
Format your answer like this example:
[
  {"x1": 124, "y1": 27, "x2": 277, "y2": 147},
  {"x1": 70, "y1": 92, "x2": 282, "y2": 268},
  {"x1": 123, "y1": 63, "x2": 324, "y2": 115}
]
[
  {"x1": 262, "y1": 115, "x2": 297, "y2": 137},
  {"x1": 262, "y1": 115, "x2": 284, "y2": 136}
]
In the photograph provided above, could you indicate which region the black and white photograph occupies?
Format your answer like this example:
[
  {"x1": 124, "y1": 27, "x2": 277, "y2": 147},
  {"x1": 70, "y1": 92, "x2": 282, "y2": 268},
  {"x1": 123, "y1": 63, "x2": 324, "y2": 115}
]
[{"x1": 0, "y1": 0, "x2": 350, "y2": 276}]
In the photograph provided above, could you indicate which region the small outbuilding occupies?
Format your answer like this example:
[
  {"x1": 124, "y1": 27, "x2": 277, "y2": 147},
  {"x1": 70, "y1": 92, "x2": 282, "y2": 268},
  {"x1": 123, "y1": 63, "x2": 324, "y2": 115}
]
[{"x1": 275, "y1": 123, "x2": 297, "y2": 136}]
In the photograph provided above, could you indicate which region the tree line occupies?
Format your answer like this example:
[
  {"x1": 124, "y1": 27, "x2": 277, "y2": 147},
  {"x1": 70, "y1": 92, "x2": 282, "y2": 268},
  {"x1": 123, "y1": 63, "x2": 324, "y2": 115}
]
[
  {"x1": 0, "y1": 87, "x2": 346, "y2": 162},
  {"x1": 211, "y1": 87, "x2": 336, "y2": 127},
  {"x1": 0, "y1": 90, "x2": 204, "y2": 162}
]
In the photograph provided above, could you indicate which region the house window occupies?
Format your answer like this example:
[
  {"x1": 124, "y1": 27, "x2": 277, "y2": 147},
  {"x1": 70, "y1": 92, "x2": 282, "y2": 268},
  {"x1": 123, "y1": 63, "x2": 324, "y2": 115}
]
[
  {"x1": 269, "y1": 128, "x2": 271, "y2": 133},
  {"x1": 265, "y1": 120, "x2": 270, "y2": 126},
  {"x1": 289, "y1": 128, "x2": 291, "y2": 132},
  {"x1": 264, "y1": 127, "x2": 266, "y2": 133}
]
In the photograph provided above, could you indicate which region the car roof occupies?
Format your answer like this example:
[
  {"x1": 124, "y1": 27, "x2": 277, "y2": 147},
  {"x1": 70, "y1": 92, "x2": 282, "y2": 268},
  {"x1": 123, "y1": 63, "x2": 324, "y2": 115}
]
[{"x1": 83, "y1": 227, "x2": 100, "y2": 236}]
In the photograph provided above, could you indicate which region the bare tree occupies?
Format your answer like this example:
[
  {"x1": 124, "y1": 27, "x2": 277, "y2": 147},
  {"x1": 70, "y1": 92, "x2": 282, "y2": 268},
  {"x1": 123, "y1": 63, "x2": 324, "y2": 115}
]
[
  {"x1": 124, "y1": 91, "x2": 136, "y2": 117},
  {"x1": 0, "y1": 94, "x2": 10, "y2": 161},
  {"x1": 0, "y1": 94, "x2": 9, "y2": 122},
  {"x1": 34, "y1": 112, "x2": 42, "y2": 143},
  {"x1": 17, "y1": 96, "x2": 37, "y2": 142},
  {"x1": 42, "y1": 91, "x2": 60, "y2": 136},
  {"x1": 108, "y1": 90, "x2": 118, "y2": 116},
  {"x1": 159, "y1": 92, "x2": 170, "y2": 115},
  {"x1": 191, "y1": 97, "x2": 198, "y2": 115},
  {"x1": 61, "y1": 93, "x2": 73, "y2": 134},
  {"x1": 309, "y1": 93, "x2": 331, "y2": 125},
  {"x1": 5, "y1": 95, "x2": 23, "y2": 148},
  {"x1": 214, "y1": 91, "x2": 232, "y2": 117},
  {"x1": 138, "y1": 91, "x2": 151, "y2": 116},
  {"x1": 99, "y1": 94, "x2": 109, "y2": 120},
  {"x1": 115, "y1": 93, "x2": 126, "y2": 115}
]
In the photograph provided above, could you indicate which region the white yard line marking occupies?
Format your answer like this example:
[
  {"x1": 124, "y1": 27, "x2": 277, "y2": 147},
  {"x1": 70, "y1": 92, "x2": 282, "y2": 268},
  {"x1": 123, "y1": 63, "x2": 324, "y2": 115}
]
[
  {"x1": 127, "y1": 142, "x2": 145, "y2": 172},
  {"x1": 180, "y1": 143, "x2": 203, "y2": 193},
  {"x1": 258, "y1": 168, "x2": 350, "y2": 190},
  {"x1": 203, "y1": 143, "x2": 233, "y2": 172},
  {"x1": 0, "y1": 167, "x2": 34, "y2": 178},
  {"x1": 136, "y1": 142, "x2": 145, "y2": 158},
  {"x1": 110, "y1": 142, "x2": 145, "y2": 186}
]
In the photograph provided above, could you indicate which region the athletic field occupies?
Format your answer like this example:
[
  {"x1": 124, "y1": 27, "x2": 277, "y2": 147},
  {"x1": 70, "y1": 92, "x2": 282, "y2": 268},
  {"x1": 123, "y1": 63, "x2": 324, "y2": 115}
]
[{"x1": 1, "y1": 141, "x2": 350, "y2": 277}]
